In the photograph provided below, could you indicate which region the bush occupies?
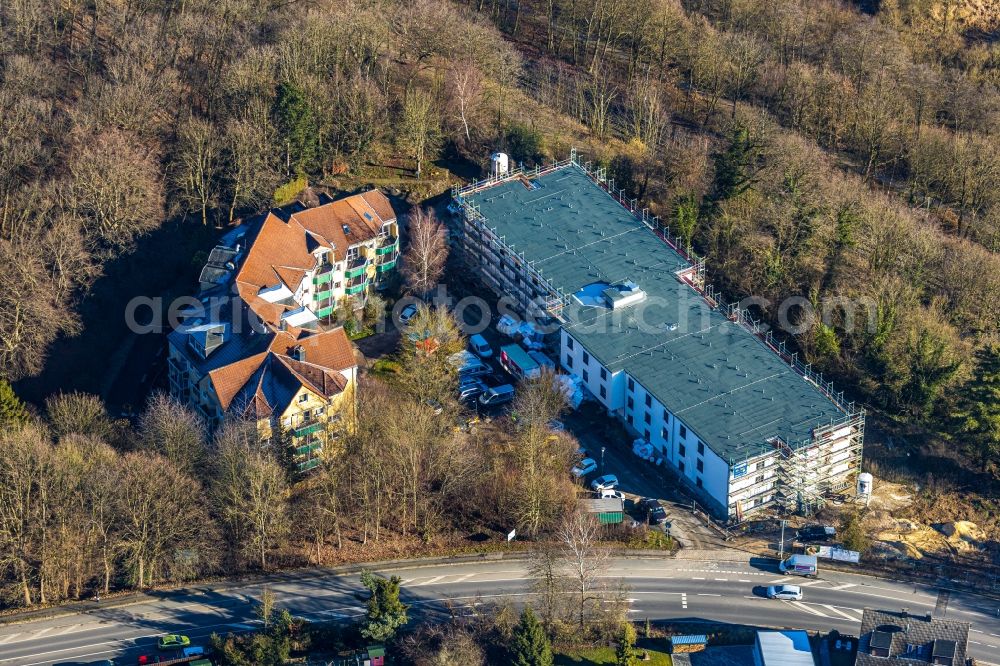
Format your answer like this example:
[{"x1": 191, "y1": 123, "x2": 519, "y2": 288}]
[
  {"x1": 273, "y1": 176, "x2": 308, "y2": 205},
  {"x1": 505, "y1": 122, "x2": 544, "y2": 166}
]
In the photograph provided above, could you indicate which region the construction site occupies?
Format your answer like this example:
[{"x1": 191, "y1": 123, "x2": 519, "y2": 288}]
[{"x1": 453, "y1": 151, "x2": 865, "y2": 523}]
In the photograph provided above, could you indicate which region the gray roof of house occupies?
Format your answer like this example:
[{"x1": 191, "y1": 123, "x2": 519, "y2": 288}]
[
  {"x1": 463, "y1": 164, "x2": 850, "y2": 464},
  {"x1": 856, "y1": 609, "x2": 970, "y2": 666},
  {"x1": 755, "y1": 631, "x2": 816, "y2": 666}
]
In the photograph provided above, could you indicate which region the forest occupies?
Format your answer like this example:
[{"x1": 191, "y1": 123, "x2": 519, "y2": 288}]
[{"x1": 0, "y1": 0, "x2": 998, "y2": 605}]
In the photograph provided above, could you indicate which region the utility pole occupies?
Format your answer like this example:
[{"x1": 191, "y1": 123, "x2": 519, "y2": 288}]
[{"x1": 779, "y1": 519, "x2": 787, "y2": 558}]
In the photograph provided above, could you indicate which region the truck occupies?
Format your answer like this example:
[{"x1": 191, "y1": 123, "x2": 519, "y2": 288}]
[
  {"x1": 779, "y1": 554, "x2": 818, "y2": 577},
  {"x1": 499, "y1": 344, "x2": 541, "y2": 381}
]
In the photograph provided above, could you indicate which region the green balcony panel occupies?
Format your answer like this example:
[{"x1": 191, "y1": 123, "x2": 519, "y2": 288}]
[
  {"x1": 317, "y1": 305, "x2": 335, "y2": 318},
  {"x1": 345, "y1": 262, "x2": 368, "y2": 279},
  {"x1": 297, "y1": 457, "x2": 321, "y2": 472},
  {"x1": 376, "y1": 239, "x2": 398, "y2": 255},
  {"x1": 295, "y1": 442, "x2": 323, "y2": 456},
  {"x1": 345, "y1": 283, "x2": 367, "y2": 296},
  {"x1": 313, "y1": 272, "x2": 332, "y2": 285},
  {"x1": 294, "y1": 422, "x2": 323, "y2": 437},
  {"x1": 376, "y1": 260, "x2": 396, "y2": 272},
  {"x1": 314, "y1": 289, "x2": 332, "y2": 301}
]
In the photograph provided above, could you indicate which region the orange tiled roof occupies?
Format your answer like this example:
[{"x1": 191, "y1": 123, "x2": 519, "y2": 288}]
[
  {"x1": 290, "y1": 190, "x2": 394, "y2": 262},
  {"x1": 269, "y1": 327, "x2": 356, "y2": 372},
  {"x1": 208, "y1": 351, "x2": 270, "y2": 411}
]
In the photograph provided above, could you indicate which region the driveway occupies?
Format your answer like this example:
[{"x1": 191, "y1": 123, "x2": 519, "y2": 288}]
[{"x1": 563, "y1": 405, "x2": 727, "y2": 551}]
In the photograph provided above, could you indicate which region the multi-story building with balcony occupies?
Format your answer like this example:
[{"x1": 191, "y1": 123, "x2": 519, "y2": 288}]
[
  {"x1": 167, "y1": 189, "x2": 397, "y2": 471},
  {"x1": 454, "y1": 155, "x2": 864, "y2": 522}
]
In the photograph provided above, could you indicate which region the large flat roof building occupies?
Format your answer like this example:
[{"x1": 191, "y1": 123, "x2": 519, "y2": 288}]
[{"x1": 455, "y1": 155, "x2": 864, "y2": 520}]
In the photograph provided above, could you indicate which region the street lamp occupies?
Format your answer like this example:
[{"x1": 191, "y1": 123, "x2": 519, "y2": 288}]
[{"x1": 601, "y1": 446, "x2": 606, "y2": 472}]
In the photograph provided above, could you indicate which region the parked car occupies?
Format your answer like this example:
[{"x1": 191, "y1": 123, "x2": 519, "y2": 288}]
[
  {"x1": 458, "y1": 379, "x2": 488, "y2": 402},
  {"x1": 157, "y1": 635, "x2": 190, "y2": 650},
  {"x1": 479, "y1": 384, "x2": 515, "y2": 406},
  {"x1": 469, "y1": 334, "x2": 493, "y2": 358},
  {"x1": 590, "y1": 474, "x2": 619, "y2": 491},
  {"x1": 398, "y1": 303, "x2": 418, "y2": 324},
  {"x1": 643, "y1": 499, "x2": 669, "y2": 526},
  {"x1": 572, "y1": 458, "x2": 598, "y2": 478},
  {"x1": 797, "y1": 524, "x2": 836, "y2": 543},
  {"x1": 767, "y1": 584, "x2": 803, "y2": 601},
  {"x1": 598, "y1": 488, "x2": 624, "y2": 500}
]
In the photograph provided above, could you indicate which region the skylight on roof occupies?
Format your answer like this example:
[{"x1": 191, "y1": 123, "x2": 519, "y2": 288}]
[
  {"x1": 363, "y1": 212, "x2": 373, "y2": 221},
  {"x1": 343, "y1": 224, "x2": 351, "y2": 235}
]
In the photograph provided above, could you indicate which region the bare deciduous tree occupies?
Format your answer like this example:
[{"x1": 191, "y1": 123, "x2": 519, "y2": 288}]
[{"x1": 402, "y1": 208, "x2": 448, "y2": 297}]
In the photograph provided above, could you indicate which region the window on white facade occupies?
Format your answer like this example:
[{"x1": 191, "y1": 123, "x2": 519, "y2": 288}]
[
  {"x1": 679, "y1": 443, "x2": 686, "y2": 457},
  {"x1": 599, "y1": 386, "x2": 607, "y2": 399},
  {"x1": 582, "y1": 369, "x2": 589, "y2": 382},
  {"x1": 582, "y1": 351, "x2": 590, "y2": 364},
  {"x1": 679, "y1": 424, "x2": 687, "y2": 439},
  {"x1": 697, "y1": 441, "x2": 705, "y2": 455},
  {"x1": 299, "y1": 393, "x2": 308, "y2": 403},
  {"x1": 696, "y1": 458, "x2": 704, "y2": 472},
  {"x1": 645, "y1": 394, "x2": 652, "y2": 408},
  {"x1": 600, "y1": 368, "x2": 607, "y2": 381},
  {"x1": 567, "y1": 337, "x2": 574, "y2": 350},
  {"x1": 628, "y1": 378, "x2": 634, "y2": 391},
  {"x1": 566, "y1": 355, "x2": 573, "y2": 368},
  {"x1": 644, "y1": 412, "x2": 651, "y2": 425}
]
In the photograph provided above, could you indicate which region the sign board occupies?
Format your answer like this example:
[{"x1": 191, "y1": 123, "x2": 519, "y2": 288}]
[
  {"x1": 732, "y1": 463, "x2": 748, "y2": 478},
  {"x1": 507, "y1": 529, "x2": 516, "y2": 542},
  {"x1": 814, "y1": 545, "x2": 860, "y2": 564}
]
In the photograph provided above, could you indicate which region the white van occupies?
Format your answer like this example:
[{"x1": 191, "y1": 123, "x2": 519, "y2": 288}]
[
  {"x1": 479, "y1": 384, "x2": 515, "y2": 406},
  {"x1": 469, "y1": 334, "x2": 493, "y2": 358}
]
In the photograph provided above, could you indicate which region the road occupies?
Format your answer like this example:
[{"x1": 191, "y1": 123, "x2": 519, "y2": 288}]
[{"x1": 1, "y1": 556, "x2": 998, "y2": 665}]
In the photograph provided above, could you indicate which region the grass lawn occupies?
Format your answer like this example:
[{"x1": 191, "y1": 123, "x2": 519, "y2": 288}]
[{"x1": 555, "y1": 644, "x2": 673, "y2": 665}]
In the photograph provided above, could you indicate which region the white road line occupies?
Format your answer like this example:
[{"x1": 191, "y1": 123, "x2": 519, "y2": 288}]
[
  {"x1": 452, "y1": 573, "x2": 475, "y2": 583},
  {"x1": 681, "y1": 593, "x2": 688, "y2": 609},
  {"x1": 829, "y1": 583, "x2": 857, "y2": 591},
  {"x1": 419, "y1": 575, "x2": 447, "y2": 585},
  {"x1": 797, "y1": 580, "x2": 824, "y2": 587},
  {"x1": 698, "y1": 594, "x2": 721, "y2": 597},
  {"x1": 823, "y1": 605, "x2": 860, "y2": 621},
  {"x1": 739, "y1": 579, "x2": 752, "y2": 583},
  {"x1": 692, "y1": 577, "x2": 705, "y2": 580},
  {"x1": 29, "y1": 626, "x2": 53, "y2": 639},
  {"x1": 768, "y1": 577, "x2": 792, "y2": 584},
  {"x1": 714, "y1": 578, "x2": 728, "y2": 582},
  {"x1": 0, "y1": 632, "x2": 21, "y2": 645},
  {"x1": 789, "y1": 601, "x2": 829, "y2": 617}
]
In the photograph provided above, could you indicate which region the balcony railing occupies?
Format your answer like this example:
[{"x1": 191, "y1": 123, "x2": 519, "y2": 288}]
[
  {"x1": 293, "y1": 420, "x2": 323, "y2": 437},
  {"x1": 345, "y1": 258, "x2": 368, "y2": 279},
  {"x1": 376, "y1": 237, "x2": 399, "y2": 255},
  {"x1": 313, "y1": 272, "x2": 333, "y2": 285},
  {"x1": 376, "y1": 259, "x2": 396, "y2": 272}
]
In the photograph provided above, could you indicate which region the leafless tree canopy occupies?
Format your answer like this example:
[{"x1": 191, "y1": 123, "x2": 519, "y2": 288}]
[{"x1": 402, "y1": 208, "x2": 449, "y2": 298}]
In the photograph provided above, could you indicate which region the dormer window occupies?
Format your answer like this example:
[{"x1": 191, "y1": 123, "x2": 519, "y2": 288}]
[{"x1": 342, "y1": 224, "x2": 351, "y2": 236}]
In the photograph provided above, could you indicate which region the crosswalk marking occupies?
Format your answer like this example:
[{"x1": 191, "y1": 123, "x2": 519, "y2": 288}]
[
  {"x1": 681, "y1": 593, "x2": 688, "y2": 609},
  {"x1": 823, "y1": 605, "x2": 861, "y2": 621},
  {"x1": 829, "y1": 582, "x2": 857, "y2": 591},
  {"x1": 789, "y1": 600, "x2": 829, "y2": 617}
]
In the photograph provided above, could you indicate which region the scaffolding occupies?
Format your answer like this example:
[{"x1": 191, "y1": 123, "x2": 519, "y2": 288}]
[{"x1": 773, "y1": 410, "x2": 866, "y2": 515}]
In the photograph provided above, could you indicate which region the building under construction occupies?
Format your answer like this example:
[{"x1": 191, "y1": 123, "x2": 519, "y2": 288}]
[{"x1": 453, "y1": 152, "x2": 864, "y2": 522}]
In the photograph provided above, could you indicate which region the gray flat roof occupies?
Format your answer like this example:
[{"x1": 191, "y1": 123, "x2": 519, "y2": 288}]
[{"x1": 463, "y1": 164, "x2": 849, "y2": 463}]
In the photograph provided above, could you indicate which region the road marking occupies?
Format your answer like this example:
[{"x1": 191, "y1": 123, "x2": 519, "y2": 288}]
[
  {"x1": 681, "y1": 593, "x2": 688, "y2": 609},
  {"x1": 29, "y1": 626, "x2": 53, "y2": 639},
  {"x1": 714, "y1": 578, "x2": 728, "y2": 582},
  {"x1": 419, "y1": 575, "x2": 447, "y2": 585},
  {"x1": 768, "y1": 577, "x2": 792, "y2": 584},
  {"x1": 739, "y1": 579, "x2": 752, "y2": 583},
  {"x1": 823, "y1": 605, "x2": 860, "y2": 621},
  {"x1": 789, "y1": 601, "x2": 829, "y2": 617},
  {"x1": 0, "y1": 632, "x2": 21, "y2": 645},
  {"x1": 692, "y1": 577, "x2": 705, "y2": 580},
  {"x1": 829, "y1": 583, "x2": 857, "y2": 591},
  {"x1": 452, "y1": 573, "x2": 475, "y2": 583},
  {"x1": 698, "y1": 593, "x2": 721, "y2": 597}
]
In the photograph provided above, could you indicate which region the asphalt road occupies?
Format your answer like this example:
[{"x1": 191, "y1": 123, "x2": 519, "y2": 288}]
[{"x1": 2, "y1": 556, "x2": 998, "y2": 665}]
